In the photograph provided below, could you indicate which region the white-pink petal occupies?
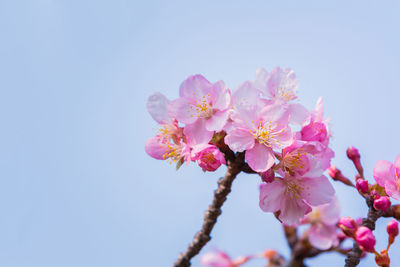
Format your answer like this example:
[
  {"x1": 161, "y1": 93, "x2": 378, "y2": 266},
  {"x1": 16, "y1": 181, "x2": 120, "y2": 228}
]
[
  {"x1": 147, "y1": 92, "x2": 172, "y2": 124},
  {"x1": 205, "y1": 110, "x2": 229, "y2": 132},
  {"x1": 259, "y1": 180, "x2": 286, "y2": 213},
  {"x1": 184, "y1": 119, "x2": 213, "y2": 146}
]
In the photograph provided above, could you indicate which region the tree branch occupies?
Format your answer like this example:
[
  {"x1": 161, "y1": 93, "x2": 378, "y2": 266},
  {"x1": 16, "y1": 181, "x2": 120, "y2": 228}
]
[{"x1": 173, "y1": 153, "x2": 245, "y2": 267}]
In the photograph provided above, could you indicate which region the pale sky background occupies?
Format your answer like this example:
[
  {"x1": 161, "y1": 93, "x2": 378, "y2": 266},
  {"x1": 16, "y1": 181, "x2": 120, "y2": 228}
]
[{"x1": 0, "y1": 1, "x2": 399, "y2": 266}]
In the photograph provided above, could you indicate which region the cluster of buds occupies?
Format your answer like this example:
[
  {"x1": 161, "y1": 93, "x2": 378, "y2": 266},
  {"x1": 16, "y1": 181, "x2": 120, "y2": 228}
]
[{"x1": 338, "y1": 217, "x2": 399, "y2": 267}]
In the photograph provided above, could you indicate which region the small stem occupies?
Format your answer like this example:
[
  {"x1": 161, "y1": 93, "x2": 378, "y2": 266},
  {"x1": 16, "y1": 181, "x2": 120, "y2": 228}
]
[{"x1": 173, "y1": 153, "x2": 244, "y2": 267}]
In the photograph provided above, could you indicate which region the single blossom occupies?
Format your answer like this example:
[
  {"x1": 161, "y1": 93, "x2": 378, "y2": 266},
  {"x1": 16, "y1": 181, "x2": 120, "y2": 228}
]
[
  {"x1": 168, "y1": 74, "x2": 231, "y2": 144},
  {"x1": 253, "y1": 67, "x2": 308, "y2": 125},
  {"x1": 373, "y1": 154, "x2": 400, "y2": 200},
  {"x1": 303, "y1": 197, "x2": 340, "y2": 250},
  {"x1": 225, "y1": 100, "x2": 293, "y2": 172},
  {"x1": 259, "y1": 174, "x2": 335, "y2": 225},
  {"x1": 193, "y1": 144, "x2": 226, "y2": 172}
]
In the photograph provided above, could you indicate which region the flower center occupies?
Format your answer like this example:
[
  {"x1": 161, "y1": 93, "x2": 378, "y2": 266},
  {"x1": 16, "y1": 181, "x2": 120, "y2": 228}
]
[
  {"x1": 162, "y1": 142, "x2": 182, "y2": 164},
  {"x1": 284, "y1": 180, "x2": 304, "y2": 199},
  {"x1": 278, "y1": 86, "x2": 296, "y2": 102},
  {"x1": 251, "y1": 121, "x2": 285, "y2": 147},
  {"x1": 282, "y1": 149, "x2": 307, "y2": 172},
  {"x1": 188, "y1": 93, "x2": 214, "y2": 119}
]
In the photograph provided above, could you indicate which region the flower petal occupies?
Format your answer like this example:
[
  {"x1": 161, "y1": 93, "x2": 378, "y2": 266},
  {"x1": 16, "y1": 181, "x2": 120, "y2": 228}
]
[
  {"x1": 373, "y1": 160, "x2": 396, "y2": 187},
  {"x1": 147, "y1": 92, "x2": 171, "y2": 124},
  {"x1": 245, "y1": 143, "x2": 275, "y2": 172},
  {"x1": 184, "y1": 119, "x2": 213, "y2": 146},
  {"x1": 205, "y1": 110, "x2": 229, "y2": 132},
  {"x1": 259, "y1": 180, "x2": 286, "y2": 213},
  {"x1": 224, "y1": 128, "x2": 255, "y2": 152},
  {"x1": 309, "y1": 224, "x2": 337, "y2": 250},
  {"x1": 301, "y1": 176, "x2": 335, "y2": 206}
]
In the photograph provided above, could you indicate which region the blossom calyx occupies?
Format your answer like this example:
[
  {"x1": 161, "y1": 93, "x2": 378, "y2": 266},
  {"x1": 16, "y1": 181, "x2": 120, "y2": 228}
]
[{"x1": 375, "y1": 250, "x2": 390, "y2": 267}]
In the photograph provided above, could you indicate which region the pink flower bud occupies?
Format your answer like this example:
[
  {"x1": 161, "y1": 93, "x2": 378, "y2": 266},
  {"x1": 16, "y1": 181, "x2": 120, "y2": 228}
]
[
  {"x1": 327, "y1": 165, "x2": 340, "y2": 179},
  {"x1": 356, "y1": 179, "x2": 369, "y2": 194},
  {"x1": 387, "y1": 219, "x2": 399, "y2": 245},
  {"x1": 373, "y1": 196, "x2": 391, "y2": 212},
  {"x1": 196, "y1": 146, "x2": 226, "y2": 172},
  {"x1": 261, "y1": 168, "x2": 275, "y2": 183},
  {"x1": 339, "y1": 217, "x2": 358, "y2": 237},
  {"x1": 327, "y1": 166, "x2": 353, "y2": 186},
  {"x1": 346, "y1": 146, "x2": 364, "y2": 176},
  {"x1": 347, "y1": 146, "x2": 360, "y2": 160},
  {"x1": 355, "y1": 226, "x2": 376, "y2": 252},
  {"x1": 375, "y1": 250, "x2": 390, "y2": 267}
]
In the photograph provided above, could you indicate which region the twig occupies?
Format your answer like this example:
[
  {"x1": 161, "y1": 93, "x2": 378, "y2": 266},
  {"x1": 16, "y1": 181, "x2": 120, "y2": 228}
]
[{"x1": 173, "y1": 152, "x2": 245, "y2": 267}]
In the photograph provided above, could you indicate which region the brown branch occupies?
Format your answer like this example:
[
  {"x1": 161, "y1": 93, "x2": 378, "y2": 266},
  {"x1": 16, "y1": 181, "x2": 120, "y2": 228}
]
[
  {"x1": 173, "y1": 152, "x2": 245, "y2": 267},
  {"x1": 344, "y1": 196, "x2": 383, "y2": 267}
]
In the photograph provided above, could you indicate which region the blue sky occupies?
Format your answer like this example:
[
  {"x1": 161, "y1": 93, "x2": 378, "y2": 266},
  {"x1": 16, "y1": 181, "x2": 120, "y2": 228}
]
[{"x1": 0, "y1": 1, "x2": 399, "y2": 266}]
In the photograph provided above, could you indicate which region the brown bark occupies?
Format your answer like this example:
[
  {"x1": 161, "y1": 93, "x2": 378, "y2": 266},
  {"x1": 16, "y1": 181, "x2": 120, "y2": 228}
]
[{"x1": 173, "y1": 153, "x2": 245, "y2": 267}]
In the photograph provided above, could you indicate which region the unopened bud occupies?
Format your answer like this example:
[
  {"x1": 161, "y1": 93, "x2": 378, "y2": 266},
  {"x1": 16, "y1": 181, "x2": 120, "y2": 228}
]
[
  {"x1": 261, "y1": 168, "x2": 275, "y2": 183},
  {"x1": 346, "y1": 146, "x2": 364, "y2": 177},
  {"x1": 387, "y1": 219, "x2": 399, "y2": 245},
  {"x1": 374, "y1": 196, "x2": 391, "y2": 211},
  {"x1": 339, "y1": 217, "x2": 358, "y2": 237},
  {"x1": 328, "y1": 166, "x2": 354, "y2": 187},
  {"x1": 356, "y1": 179, "x2": 369, "y2": 194},
  {"x1": 347, "y1": 146, "x2": 360, "y2": 160},
  {"x1": 375, "y1": 250, "x2": 390, "y2": 267},
  {"x1": 355, "y1": 226, "x2": 376, "y2": 252}
]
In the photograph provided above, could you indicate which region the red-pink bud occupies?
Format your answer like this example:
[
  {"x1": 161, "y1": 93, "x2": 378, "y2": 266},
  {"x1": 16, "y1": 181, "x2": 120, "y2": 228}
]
[
  {"x1": 346, "y1": 146, "x2": 364, "y2": 177},
  {"x1": 347, "y1": 146, "x2": 360, "y2": 160},
  {"x1": 375, "y1": 250, "x2": 390, "y2": 267},
  {"x1": 356, "y1": 179, "x2": 369, "y2": 194},
  {"x1": 355, "y1": 226, "x2": 376, "y2": 252},
  {"x1": 327, "y1": 165, "x2": 340, "y2": 179},
  {"x1": 373, "y1": 196, "x2": 391, "y2": 211},
  {"x1": 387, "y1": 219, "x2": 399, "y2": 245},
  {"x1": 339, "y1": 217, "x2": 358, "y2": 237},
  {"x1": 327, "y1": 166, "x2": 353, "y2": 186},
  {"x1": 261, "y1": 168, "x2": 275, "y2": 183}
]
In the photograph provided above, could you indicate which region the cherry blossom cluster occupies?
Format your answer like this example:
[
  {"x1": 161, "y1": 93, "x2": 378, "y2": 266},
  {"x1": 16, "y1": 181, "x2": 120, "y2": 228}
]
[
  {"x1": 145, "y1": 68, "x2": 400, "y2": 267},
  {"x1": 146, "y1": 67, "x2": 336, "y2": 225}
]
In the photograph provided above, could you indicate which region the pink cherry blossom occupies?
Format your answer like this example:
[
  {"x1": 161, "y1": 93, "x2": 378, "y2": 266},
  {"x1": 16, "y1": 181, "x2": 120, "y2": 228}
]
[
  {"x1": 302, "y1": 197, "x2": 340, "y2": 249},
  {"x1": 168, "y1": 75, "x2": 231, "y2": 144},
  {"x1": 373, "y1": 155, "x2": 400, "y2": 200},
  {"x1": 254, "y1": 67, "x2": 298, "y2": 103},
  {"x1": 225, "y1": 103, "x2": 293, "y2": 172},
  {"x1": 145, "y1": 136, "x2": 191, "y2": 164},
  {"x1": 259, "y1": 174, "x2": 335, "y2": 225},
  {"x1": 193, "y1": 144, "x2": 226, "y2": 172},
  {"x1": 253, "y1": 67, "x2": 308, "y2": 125}
]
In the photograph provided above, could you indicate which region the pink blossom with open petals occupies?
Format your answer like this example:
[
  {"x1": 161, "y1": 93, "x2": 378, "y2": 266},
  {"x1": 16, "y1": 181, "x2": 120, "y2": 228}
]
[
  {"x1": 225, "y1": 102, "x2": 293, "y2": 172},
  {"x1": 373, "y1": 155, "x2": 400, "y2": 200},
  {"x1": 303, "y1": 197, "x2": 340, "y2": 249},
  {"x1": 253, "y1": 67, "x2": 308, "y2": 125},
  {"x1": 168, "y1": 75, "x2": 231, "y2": 144},
  {"x1": 259, "y1": 174, "x2": 335, "y2": 225}
]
